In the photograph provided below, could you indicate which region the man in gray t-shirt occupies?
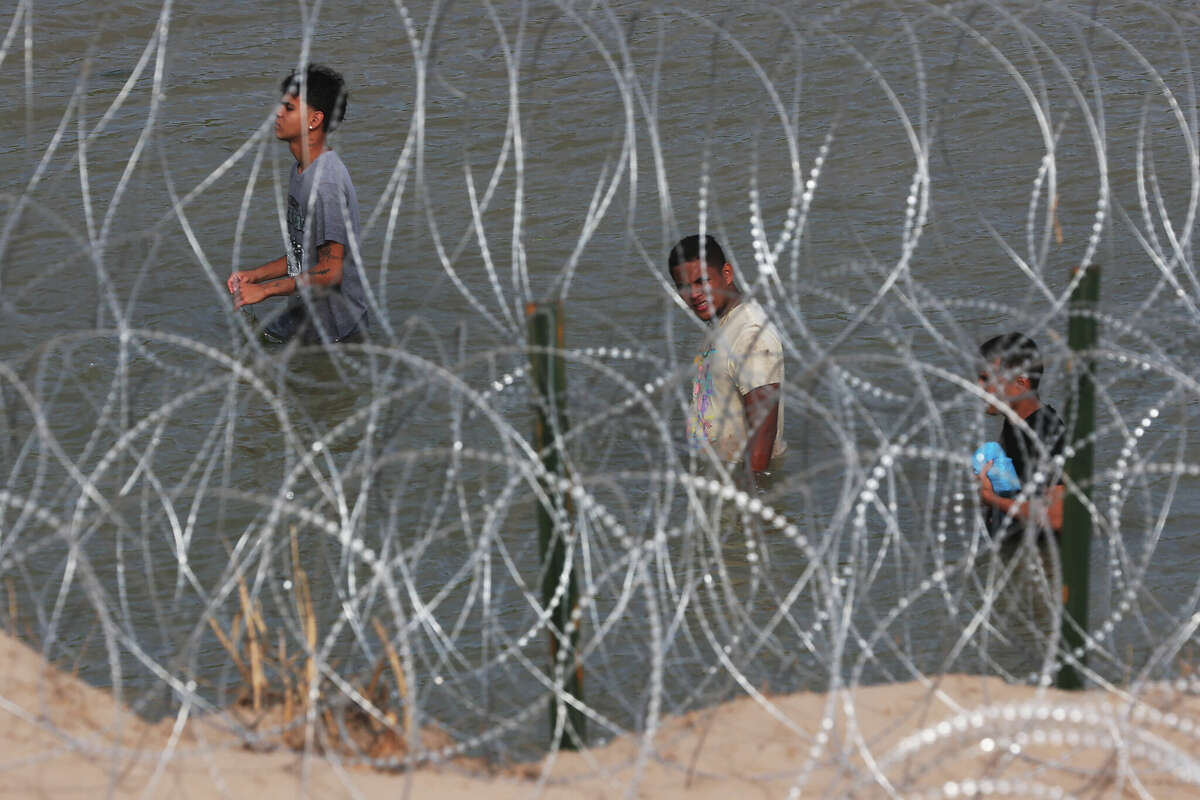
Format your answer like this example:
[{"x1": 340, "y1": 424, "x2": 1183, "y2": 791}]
[{"x1": 227, "y1": 64, "x2": 368, "y2": 343}]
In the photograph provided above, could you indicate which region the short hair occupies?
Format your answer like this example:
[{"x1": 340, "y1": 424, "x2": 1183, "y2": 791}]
[
  {"x1": 667, "y1": 234, "x2": 727, "y2": 279},
  {"x1": 281, "y1": 64, "x2": 348, "y2": 132},
  {"x1": 979, "y1": 332, "x2": 1045, "y2": 389}
]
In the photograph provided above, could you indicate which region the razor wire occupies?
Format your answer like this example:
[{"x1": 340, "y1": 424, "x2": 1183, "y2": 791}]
[{"x1": 2, "y1": 0, "x2": 1200, "y2": 796}]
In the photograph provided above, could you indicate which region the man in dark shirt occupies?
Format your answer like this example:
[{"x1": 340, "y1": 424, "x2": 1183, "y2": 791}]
[
  {"x1": 226, "y1": 64, "x2": 367, "y2": 343},
  {"x1": 976, "y1": 332, "x2": 1066, "y2": 537}
]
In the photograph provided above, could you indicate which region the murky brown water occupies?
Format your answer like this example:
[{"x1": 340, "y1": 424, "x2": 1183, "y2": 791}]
[{"x1": 2, "y1": 0, "x2": 1199, "y2": 758}]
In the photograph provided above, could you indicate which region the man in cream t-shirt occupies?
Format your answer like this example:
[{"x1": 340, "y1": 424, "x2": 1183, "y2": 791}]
[{"x1": 668, "y1": 235, "x2": 785, "y2": 477}]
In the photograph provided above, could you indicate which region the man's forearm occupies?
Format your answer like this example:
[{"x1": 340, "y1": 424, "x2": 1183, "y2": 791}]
[
  {"x1": 746, "y1": 427, "x2": 777, "y2": 472},
  {"x1": 236, "y1": 245, "x2": 342, "y2": 304},
  {"x1": 298, "y1": 242, "x2": 345, "y2": 289},
  {"x1": 742, "y1": 384, "x2": 781, "y2": 473},
  {"x1": 984, "y1": 489, "x2": 1063, "y2": 532},
  {"x1": 239, "y1": 257, "x2": 338, "y2": 305},
  {"x1": 245, "y1": 256, "x2": 289, "y2": 283},
  {"x1": 297, "y1": 255, "x2": 343, "y2": 289},
  {"x1": 986, "y1": 494, "x2": 1017, "y2": 517},
  {"x1": 258, "y1": 254, "x2": 341, "y2": 295},
  {"x1": 256, "y1": 275, "x2": 297, "y2": 298}
]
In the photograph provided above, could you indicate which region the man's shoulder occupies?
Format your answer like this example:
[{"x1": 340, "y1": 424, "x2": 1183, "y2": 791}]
[
  {"x1": 324, "y1": 149, "x2": 351, "y2": 171},
  {"x1": 310, "y1": 150, "x2": 354, "y2": 183},
  {"x1": 725, "y1": 299, "x2": 781, "y2": 347},
  {"x1": 1036, "y1": 403, "x2": 1064, "y2": 422},
  {"x1": 1032, "y1": 404, "x2": 1066, "y2": 447},
  {"x1": 1032, "y1": 404, "x2": 1065, "y2": 433},
  {"x1": 732, "y1": 297, "x2": 769, "y2": 322}
]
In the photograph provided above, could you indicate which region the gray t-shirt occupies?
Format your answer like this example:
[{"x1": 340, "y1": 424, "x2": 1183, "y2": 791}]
[{"x1": 265, "y1": 149, "x2": 368, "y2": 343}]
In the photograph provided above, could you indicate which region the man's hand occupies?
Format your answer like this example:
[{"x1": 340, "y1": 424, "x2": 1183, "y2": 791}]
[
  {"x1": 234, "y1": 279, "x2": 273, "y2": 309},
  {"x1": 227, "y1": 257, "x2": 288, "y2": 298},
  {"x1": 977, "y1": 460, "x2": 1000, "y2": 507},
  {"x1": 978, "y1": 461, "x2": 1065, "y2": 533},
  {"x1": 227, "y1": 270, "x2": 252, "y2": 295}
]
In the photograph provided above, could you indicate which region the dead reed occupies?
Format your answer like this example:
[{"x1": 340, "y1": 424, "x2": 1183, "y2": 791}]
[{"x1": 208, "y1": 528, "x2": 452, "y2": 767}]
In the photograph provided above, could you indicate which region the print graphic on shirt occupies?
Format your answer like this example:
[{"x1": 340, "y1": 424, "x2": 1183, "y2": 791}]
[
  {"x1": 688, "y1": 345, "x2": 717, "y2": 449},
  {"x1": 286, "y1": 195, "x2": 306, "y2": 276}
]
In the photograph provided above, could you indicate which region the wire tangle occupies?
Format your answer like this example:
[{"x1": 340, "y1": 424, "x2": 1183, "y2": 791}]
[{"x1": 2, "y1": 1, "x2": 1200, "y2": 796}]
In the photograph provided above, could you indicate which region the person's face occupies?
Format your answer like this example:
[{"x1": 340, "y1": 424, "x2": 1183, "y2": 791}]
[
  {"x1": 672, "y1": 258, "x2": 735, "y2": 322},
  {"x1": 274, "y1": 93, "x2": 321, "y2": 142},
  {"x1": 977, "y1": 358, "x2": 1031, "y2": 415}
]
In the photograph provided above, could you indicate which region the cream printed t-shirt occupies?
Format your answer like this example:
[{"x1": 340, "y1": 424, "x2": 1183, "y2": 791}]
[{"x1": 687, "y1": 298, "x2": 786, "y2": 463}]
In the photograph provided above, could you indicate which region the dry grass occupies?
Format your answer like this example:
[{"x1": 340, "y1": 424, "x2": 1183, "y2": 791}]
[
  {"x1": 4, "y1": 576, "x2": 36, "y2": 647},
  {"x1": 208, "y1": 529, "x2": 453, "y2": 768}
]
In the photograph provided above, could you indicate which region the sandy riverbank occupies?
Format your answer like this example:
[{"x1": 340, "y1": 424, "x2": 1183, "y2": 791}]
[{"x1": 3, "y1": 630, "x2": 1197, "y2": 798}]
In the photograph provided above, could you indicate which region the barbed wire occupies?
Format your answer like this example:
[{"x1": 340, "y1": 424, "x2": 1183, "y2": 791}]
[{"x1": 2, "y1": 0, "x2": 1200, "y2": 796}]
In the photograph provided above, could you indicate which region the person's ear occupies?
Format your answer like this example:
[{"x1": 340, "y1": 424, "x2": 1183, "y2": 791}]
[
  {"x1": 308, "y1": 109, "x2": 325, "y2": 132},
  {"x1": 721, "y1": 262, "x2": 734, "y2": 285}
]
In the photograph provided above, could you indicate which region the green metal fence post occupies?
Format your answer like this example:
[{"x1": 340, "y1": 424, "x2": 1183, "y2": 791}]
[
  {"x1": 1057, "y1": 264, "x2": 1099, "y2": 690},
  {"x1": 526, "y1": 301, "x2": 585, "y2": 748}
]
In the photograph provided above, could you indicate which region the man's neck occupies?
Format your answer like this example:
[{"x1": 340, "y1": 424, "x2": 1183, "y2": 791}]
[
  {"x1": 290, "y1": 136, "x2": 327, "y2": 171},
  {"x1": 1011, "y1": 395, "x2": 1042, "y2": 420},
  {"x1": 716, "y1": 293, "x2": 744, "y2": 322}
]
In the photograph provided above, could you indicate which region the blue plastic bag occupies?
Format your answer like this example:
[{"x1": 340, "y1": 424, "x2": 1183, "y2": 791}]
[{"x1": 973, "y1": 441, "x2": 1020, "y2": 496}]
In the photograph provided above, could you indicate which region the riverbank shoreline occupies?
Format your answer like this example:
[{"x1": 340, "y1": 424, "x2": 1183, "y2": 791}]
[{"x1": 3, "y1": 629, "x2": 1197, "y2": 798}]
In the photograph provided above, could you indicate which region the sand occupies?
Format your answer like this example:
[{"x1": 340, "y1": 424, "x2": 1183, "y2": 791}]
[{"x1": 3, "y1": 630, "x2": 1198, "y2": 798}]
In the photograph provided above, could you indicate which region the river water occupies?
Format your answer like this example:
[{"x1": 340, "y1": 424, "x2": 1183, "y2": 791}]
[{"x1": 2, "y1": 0, "x2": 1200, "y2": 760}]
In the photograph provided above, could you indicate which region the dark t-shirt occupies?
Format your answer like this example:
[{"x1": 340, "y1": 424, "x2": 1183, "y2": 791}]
[{"x1": 989, "y1": 404, "x2": 1066, "y2": 537}]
